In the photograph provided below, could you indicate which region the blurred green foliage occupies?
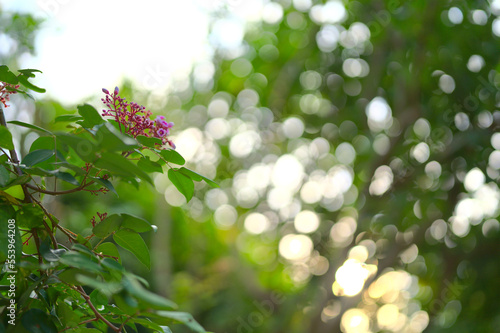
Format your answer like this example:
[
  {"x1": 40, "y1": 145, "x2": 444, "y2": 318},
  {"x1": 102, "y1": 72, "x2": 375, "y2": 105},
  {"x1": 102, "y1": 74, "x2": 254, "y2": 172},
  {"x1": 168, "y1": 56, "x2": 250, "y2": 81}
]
[{"x1": 150, "y1": 1, "x2": 500, "y2": 332}]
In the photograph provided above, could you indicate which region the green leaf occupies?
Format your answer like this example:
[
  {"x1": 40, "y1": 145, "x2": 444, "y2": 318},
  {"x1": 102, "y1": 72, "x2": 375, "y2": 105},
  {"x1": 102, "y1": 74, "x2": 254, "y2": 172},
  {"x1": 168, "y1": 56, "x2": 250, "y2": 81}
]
[
  {"x1": 0, "y1": 165, "x2": 10, "y2": 187},
  {"x1": 74, "y1": 234, "x2": 92, "y2": 248},
  {"x1": 136, "y1": 136, "x2": 163, "y2": 147},
  {"x1": 56, "y1": 133, "x2": 98, "y2": 163},
  {"x1": 52, "y1": 171, "x2": 79, "y2": 186},
  {"x1": 75, "y1": 274, "x2": 123, "y2": 294},
  {"x1": 0, "y1": 65, "x2": 19, "y2": 84},
  {"x1": 138, "y1": 156, "x2": 163, "y2": 173},
  {"x1": 54, "y1": 162, "x2": 86, "y2": 176},
  {"x1": 54, "y1": 114, "x2": 83, "y2": 123},
  {"x1": 56, "y1": 301, "x2": 80, "y2": 329},
  {"x1": 5, "y1": 174, "x2": 30, "y2": 187},
  {"x1": 121, "y1": 214, "x2": 153, "y2": 233},
  {"x1": 18, "y1": 68, "x2": 43, "y2": 77},
  {"x1": 40, "y1": 241, "x2": 66, "y2": 262},
  {"x1": 94, "y1": 152, "x2": 152, "y2": 184},
  {"x1": 95, "y1": 242, "x2": 121, "y2": 263},
  {"x1": 59, "y1": 252, "x2": 102, "y2": 273},
  {"x1": 57, "y1": 268, "x2": 97, "y2": 285},
  {"x1": 90, "y1": 289, "x2": 109, "y2": 307},
  {"x1": 28, "y1": 136, "x2": 67, "y2": 170},
  {"x1": 16, "y1": 203, "x2": 45, "y2": 228},
  {"x1": 123, "y1": 274, "x2": 177, "y2": 310},
  {"x1": 95, "y1": 122, "x2": 139, "y2": 151},
  {"x1": 21, "y1": 309, "x2": 58, "y2": 333},
  {"x1": 77, "y1": 104, "x2": 105, "y2": 128},
  {"x1": 93, "y1": 214, "x2": 121, "y2": 238},
  {"x1": 22, "y1": 149, "x2": 55, "y2": 167},
  {"x1": 93, "y1": 214, "x2": 152, "y2": 239},
  {"x1": 101, "y1": 257, "x2": 124, "y2": 272},
  {"x1": 24, "y1": 167, "x2": 78, "y2": 186},
  {"x1": 3, "y1": 184, "x2": 24, "y2": 200},
  {"x1": 17, "y1": 74, "x2": 46, "y2": 93},
  {"x1": 71, "y1": 243, "x2": 94, "y2": 256},
  {"x1": 114, "y1": 292, "x2": 139, "y2": 315},
  {"x1": 8, "y1": 120, "x2": 54, "y2": 135},
  {"x1": 153, "y1": 311, "x2": 206, "y2": 333},
  {"x1": 91, "y1": 176, "x2": 117, "y2": 196},
  {"x1": 28, "y1": 136, "x2": 57, "y2": 151},
  {"x1": 0, "y1": 126, "x2": 14, "y2": 150},
  {"x1": 113, "y1": 229, "x2": 151, "y2": 269},
  {"x1": 131, "y1": 318, "x2": 164, "y2": 332},
  {"x1": 179, "y1": 167, "x2": 219, "y2": 188},
  {"x1": 75, "y1": 275, "x2": 122, "y2": 296},
  {"x1": 168, "y1": 169, "x2": 194, "y2": 202},
  {"x1": 160, "y1": 149, "x2": 185, "y2": 165}
]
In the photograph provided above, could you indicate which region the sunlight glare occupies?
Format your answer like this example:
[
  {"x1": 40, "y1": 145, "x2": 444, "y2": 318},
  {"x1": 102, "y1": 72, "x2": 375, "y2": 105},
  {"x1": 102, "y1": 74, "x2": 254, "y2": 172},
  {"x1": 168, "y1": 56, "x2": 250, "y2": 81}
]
[
  {"x1": 334, "y1": 259, "x2": 376, "y2": 296},
  {"x1": 279, "y1": 234, "x2": 313, "y2": 261}
]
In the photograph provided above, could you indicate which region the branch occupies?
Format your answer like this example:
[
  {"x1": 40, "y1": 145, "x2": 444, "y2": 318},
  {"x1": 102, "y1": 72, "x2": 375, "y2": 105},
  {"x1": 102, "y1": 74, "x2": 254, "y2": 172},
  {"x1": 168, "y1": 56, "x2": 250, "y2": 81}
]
[
  {"x1": 76, "y1": 286, "x2": 121, "y2": 332},
  {"x1": 30, "y1": 196, "x2": 59, "y2": 249},
  {"x1": 60, "y1": 318, "x2": 98, "y2": 332},
  {"x1": 25, "y1": 180, "x2": 95, "y2": 196},
  {"x1": 0, "y1": 105, "x2": 32, "y2": 203}
]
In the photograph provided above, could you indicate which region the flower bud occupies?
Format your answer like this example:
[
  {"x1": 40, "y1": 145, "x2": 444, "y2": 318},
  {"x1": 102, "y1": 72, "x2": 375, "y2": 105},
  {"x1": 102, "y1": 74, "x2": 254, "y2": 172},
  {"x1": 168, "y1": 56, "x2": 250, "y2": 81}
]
[
  {"x1": 102, "y1": 88, "x2": 109, "y2": 94},
  {"x1": 114, "y1": 86, "x2": 119, "y2": 95}
]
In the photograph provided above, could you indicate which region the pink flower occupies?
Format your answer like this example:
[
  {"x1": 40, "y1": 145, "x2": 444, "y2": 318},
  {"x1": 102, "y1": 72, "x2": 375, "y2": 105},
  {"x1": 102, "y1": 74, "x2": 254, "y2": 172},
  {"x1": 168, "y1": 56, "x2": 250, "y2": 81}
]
[
  {"x1": 0, "y1": 82, "x2": 20, "y2": 108},
  {"x1": 157, "y1": 128, "x2": 168, "y2": 137},
  {"x1": 101, "y1": 87, "x2": 175, "y2": 148}
]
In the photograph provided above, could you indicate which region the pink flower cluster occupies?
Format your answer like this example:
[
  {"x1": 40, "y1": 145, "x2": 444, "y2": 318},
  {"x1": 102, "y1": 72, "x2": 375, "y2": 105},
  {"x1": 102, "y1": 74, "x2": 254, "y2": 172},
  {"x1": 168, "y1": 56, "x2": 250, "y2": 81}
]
[
  {"x1": 0, "y1": 82, "x2": 19, "y2": 108},
  {"x1": 101, "y1": 87, "x2": 175, "y2": 148}
]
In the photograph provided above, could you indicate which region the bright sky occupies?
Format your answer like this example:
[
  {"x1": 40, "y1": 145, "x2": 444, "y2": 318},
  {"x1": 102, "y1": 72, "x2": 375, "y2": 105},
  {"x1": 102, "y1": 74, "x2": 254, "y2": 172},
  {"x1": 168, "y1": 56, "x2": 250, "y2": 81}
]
[{"x1": 0, "y1": 0, "x2": 264, "y2": 105}]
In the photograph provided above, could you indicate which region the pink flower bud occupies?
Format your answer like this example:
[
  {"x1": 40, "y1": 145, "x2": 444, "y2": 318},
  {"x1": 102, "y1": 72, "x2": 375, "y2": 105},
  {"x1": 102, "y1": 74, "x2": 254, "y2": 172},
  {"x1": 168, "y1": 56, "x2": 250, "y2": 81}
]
[
  {"x1": 114, "y1": 86, "x2": 119, "y2": 95},
  {"x1": 102, "y1": 88, "x2": 109, "y2": 94}
]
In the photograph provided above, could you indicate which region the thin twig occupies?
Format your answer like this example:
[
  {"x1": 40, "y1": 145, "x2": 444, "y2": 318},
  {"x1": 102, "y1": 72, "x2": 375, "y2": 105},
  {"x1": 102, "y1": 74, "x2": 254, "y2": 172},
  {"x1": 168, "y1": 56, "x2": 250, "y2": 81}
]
[
  {"x1": 93, "y1": 232, "x2": 114, "y2": 251},
  {"x1": 60, "y1": 318, "x2": 98, "y2": 332},
  {"x1": 31, "y1": 196, "x2": 77, "y2": 241}
]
